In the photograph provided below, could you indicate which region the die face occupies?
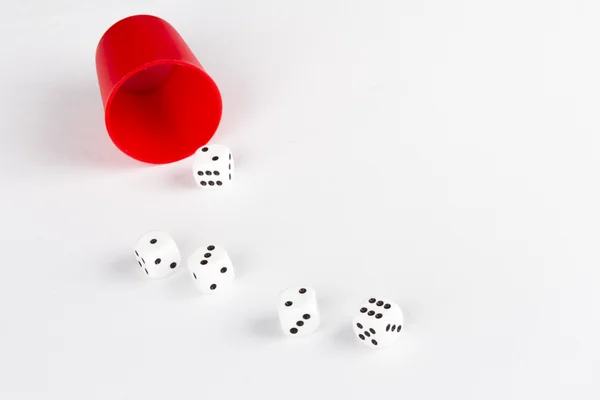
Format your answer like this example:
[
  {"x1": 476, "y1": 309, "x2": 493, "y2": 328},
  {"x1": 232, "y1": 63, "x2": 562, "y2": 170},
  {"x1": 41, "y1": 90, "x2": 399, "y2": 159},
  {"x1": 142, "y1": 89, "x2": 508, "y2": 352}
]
[
  {"x1": 279, "y1": 303, "x2": 320, "y2": 337},
  {"x1": 353, "y1": 297, "x2": 404, "y2": 348},
  {"x1": 193, "y1": 145, "x2": 234, "y2": 188},
  {"x1": 187, "y1": 245, "x2": 235, "y2": 294},
  {"x1": 278, "y1": 286, "x2": 317, "y2": 310},
  {"x1": 134, "y1": 231, "x2": 180, "y2": 279},
  {"x1": 278, "y1": 286, "x2": 320, "y2": 337},
  {"x1": 352, "y1": 317, "x2": 391, "y2": 347},
  {"x1": 357, "y1": 297, "x2": 404, "y2": 321}
]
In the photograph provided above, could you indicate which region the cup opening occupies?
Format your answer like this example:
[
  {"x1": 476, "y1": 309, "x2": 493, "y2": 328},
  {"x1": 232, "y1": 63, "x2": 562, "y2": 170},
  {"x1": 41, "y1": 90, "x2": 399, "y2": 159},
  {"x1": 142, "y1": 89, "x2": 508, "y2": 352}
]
[{"x1": 105, "y1": 61, "x2": 222, "y2": 164}]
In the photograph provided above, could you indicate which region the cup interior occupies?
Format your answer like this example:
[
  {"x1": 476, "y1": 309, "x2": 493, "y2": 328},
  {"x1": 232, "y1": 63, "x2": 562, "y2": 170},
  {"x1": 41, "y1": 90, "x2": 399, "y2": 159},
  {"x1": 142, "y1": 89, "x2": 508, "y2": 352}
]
[{"x1": 105, "y1": 61, "x2": 222, "y2": 164}]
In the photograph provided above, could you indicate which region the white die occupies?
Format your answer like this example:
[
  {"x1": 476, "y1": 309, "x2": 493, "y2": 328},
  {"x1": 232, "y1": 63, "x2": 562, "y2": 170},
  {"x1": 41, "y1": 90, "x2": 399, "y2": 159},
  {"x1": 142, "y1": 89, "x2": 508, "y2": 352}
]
[
  {"x1": 277, "y1": 286, "x2": 320, "y2": 337},
  {"x1": 188, "y1": 245, "x2": 235, "y2": 294},
  {"x1": 352, "y1": 297, "x2": 404, "y2": 348},
  {"x1": 192, "y1": 145, "x2": 234, "y2": 188},
  {"x1": 134, "y1": 231, "x2": 181, "y2": 279}
]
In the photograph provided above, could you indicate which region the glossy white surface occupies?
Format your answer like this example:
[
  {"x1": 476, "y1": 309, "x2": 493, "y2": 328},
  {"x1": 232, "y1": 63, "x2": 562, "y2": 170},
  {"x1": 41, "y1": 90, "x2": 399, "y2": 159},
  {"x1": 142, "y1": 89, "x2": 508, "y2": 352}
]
[{"x1": 0, "y1": 1, "x2": 598, "y2": 399}]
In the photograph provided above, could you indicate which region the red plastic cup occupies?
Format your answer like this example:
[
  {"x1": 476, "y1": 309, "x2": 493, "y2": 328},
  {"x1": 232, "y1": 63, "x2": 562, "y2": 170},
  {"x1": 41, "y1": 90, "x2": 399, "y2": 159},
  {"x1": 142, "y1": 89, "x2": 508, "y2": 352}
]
[{"x1": 95, "y1": 15, "x2": 222, "y2": 164}]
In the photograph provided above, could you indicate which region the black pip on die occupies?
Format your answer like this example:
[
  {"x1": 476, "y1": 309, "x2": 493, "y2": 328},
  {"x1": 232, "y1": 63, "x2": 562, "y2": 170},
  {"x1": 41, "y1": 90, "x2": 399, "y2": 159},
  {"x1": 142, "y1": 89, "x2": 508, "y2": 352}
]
[
  {"x1": 278, "y1": 286, "x2": 320, "y2": 336},
  {"x1": 193, "y1": 145, "x2": 234, "y2": 188},
  {"x1": 134, "y1": 231, "x2": 181, "y2": 279},
  {"x1": 353, "y1": 297, "x2": 404, "y2": 348},
  {"x1": 187, "y1": 245, "x2": 235, "y2": 294}
]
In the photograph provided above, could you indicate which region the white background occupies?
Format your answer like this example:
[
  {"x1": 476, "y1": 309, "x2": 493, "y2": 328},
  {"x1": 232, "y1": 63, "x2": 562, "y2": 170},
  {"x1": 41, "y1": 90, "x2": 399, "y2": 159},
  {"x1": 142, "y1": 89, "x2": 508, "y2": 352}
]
[{"x1": 0, "y1": 0, "x2": 598, "y2": 398}]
